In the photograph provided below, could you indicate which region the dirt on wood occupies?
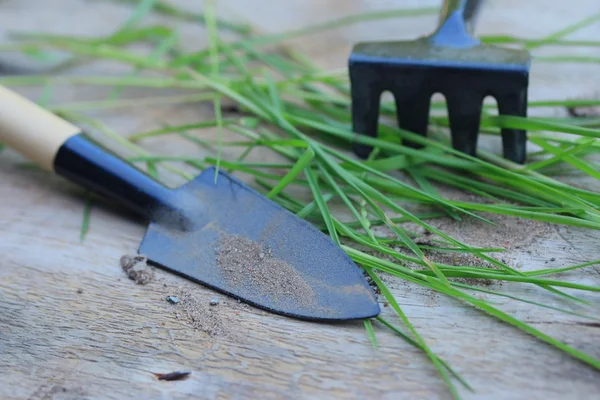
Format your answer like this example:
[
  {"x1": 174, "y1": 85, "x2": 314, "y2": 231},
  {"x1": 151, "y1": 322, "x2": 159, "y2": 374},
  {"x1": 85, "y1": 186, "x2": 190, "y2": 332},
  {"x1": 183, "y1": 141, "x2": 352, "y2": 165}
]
[
  {"x1": 215, "y1": 233, "x2": 317, "y2": 308},
  {"x1": 423, "y1": 250, "x2": 500, "y2": 287},
  {"x1": 120, "y1": 254, "x2": 155, "y2": 285},
  {"x1": 354, "y1": 212, "x2": 531, "y2": 288},
  {"x1": 168, "y1": 289, "x2": 249, "y2": 339},
  {"x1": 177, "y1": 291, "x2": 227, "y2": 337},
  {"x1": 148, "y1": 277, "x2": 255, "y2": 339},
  {"x1": 426, "y1": 213, "x2": 555, "y2": 252}
]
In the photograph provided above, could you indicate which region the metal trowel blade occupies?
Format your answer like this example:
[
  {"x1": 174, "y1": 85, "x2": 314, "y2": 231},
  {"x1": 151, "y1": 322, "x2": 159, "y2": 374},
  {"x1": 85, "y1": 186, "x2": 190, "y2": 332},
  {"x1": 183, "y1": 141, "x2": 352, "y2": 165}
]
[{"x1": 139, "y1": 167, "x2": 381, "y2": 321}]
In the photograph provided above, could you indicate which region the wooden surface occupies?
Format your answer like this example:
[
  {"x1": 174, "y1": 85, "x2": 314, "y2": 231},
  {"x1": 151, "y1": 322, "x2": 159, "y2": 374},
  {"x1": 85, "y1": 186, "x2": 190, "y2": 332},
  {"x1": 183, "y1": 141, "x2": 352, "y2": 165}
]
[{"x1": 1, "y1": 1, "x2": 600, "y2": 399}]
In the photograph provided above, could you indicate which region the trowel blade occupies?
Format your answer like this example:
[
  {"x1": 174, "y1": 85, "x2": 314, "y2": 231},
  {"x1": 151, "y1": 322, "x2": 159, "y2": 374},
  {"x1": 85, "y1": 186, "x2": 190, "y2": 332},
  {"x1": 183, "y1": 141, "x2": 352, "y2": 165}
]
[{"x1": 139, "y1": 167, "x2": 381, "y2": 321}]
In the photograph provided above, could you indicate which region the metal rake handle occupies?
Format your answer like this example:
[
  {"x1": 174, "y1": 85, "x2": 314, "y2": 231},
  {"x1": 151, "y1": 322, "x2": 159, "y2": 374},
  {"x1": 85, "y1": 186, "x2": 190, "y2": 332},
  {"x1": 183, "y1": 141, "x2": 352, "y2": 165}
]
[
  {"x1": 439, "y1": 0, "x2": 485, "y2": 30},
  {"x1": 431, "y1": 0, "x2": 485, "y2": 47}
]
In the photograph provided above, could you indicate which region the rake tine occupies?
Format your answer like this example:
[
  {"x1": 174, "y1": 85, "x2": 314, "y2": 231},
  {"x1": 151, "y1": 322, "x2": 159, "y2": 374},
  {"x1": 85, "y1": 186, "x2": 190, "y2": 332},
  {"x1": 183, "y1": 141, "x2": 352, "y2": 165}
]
[
  {"x1": 350, "y1": 69, "x2": 382, "y2": 158},
  {"x1": 446, "y1": 91, "x2": 483, "y2": 157},
  {"x1": 497, "y1": 90, "x2": 528, "y2": 164},
  {"x1": 394, "y1": 89, "x2": 432, "y2": 149}
]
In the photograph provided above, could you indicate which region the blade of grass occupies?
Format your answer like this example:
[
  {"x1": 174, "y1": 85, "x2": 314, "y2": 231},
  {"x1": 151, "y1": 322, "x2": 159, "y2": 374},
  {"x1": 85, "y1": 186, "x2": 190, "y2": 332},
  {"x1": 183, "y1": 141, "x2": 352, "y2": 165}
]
[
  {"x1": 295, "y1": 192, "x2": 334, "y2": 219},
  {"x1": 204, "y1": 0, "x2": 224, "y2": 182},
  {"x1": 266, "y1": 147, "x2": 314, "y2": 198},
  {"x1": 525, "y1": 260, "x2": 600, "y2": 277},
  {"x1": 408, "y1": 167, "x2": 461, "y2": 221},
  {"x1": 115, "y1": 0, "x2": 157, "y2": 33},
  {"x1": 96, "y1": 0, "x2": 251, "y2": 34},
  {"x1": 80, "y1": 192, "x2": 93, "y2": 242},
  {"x1": 350, "y1": 247, "x2": 600, "y2": 371},
  {"x1": 366, "y1": 267, "x2": 460, "y2": 400},
  {"x1": 525, "y1": 11, "x2": 600, "y2": 49},
  {"x1": 529, "y1": 137, "x2": 600, "y2": 180},
  {"x1": 364, "y1": 319, "x2": 378, "y2": 350},
  {"x1": 377, "y1": 316, "x2": 474, "y2": 392},
  {"x1": 129, "y1": 119, "x2": 238, "y2": 141},
  {"x1": 305, "y1": 168, "x2": 339, "y2": 244},
  {"x1": 451, "y1": 283, "x2": 598, "y2": 320},
  {"x1": 107, "y1": 26, "x2": 180, "y2": 100}
]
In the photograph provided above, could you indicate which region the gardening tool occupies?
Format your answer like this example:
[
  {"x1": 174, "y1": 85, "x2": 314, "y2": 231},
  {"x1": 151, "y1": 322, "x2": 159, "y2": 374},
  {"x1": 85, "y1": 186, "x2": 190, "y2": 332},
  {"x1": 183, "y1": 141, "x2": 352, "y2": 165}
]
[
  {"x1": 0, "y1": 85, "x2": 381, "y2": 321},
  {"x1": 349, "y1": 0, "x2": 531, "y2": 164}
]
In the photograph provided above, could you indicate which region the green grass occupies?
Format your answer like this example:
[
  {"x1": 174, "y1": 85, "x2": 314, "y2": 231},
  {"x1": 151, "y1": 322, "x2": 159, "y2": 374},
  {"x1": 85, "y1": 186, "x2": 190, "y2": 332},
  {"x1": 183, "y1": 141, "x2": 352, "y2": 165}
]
[
  {"x1": 1, "y1": 2, "x2": 599, "y2": 399},
  {"x1": 80, "y1": 192, "x2": 94, "y2": 242}
]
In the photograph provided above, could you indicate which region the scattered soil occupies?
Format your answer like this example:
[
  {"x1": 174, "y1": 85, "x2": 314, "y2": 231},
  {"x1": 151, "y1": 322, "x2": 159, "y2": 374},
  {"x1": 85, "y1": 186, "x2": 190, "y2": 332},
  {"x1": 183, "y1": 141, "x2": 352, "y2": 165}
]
[
  {"x1": 173, "y1": 290, "x2": 247, "y2": 338},
  {"x1": 362, "y1": 270, "x2": 381, "y2": 294},
  {"x1": 423, "y1": 250, "x2": 500, "y2": 287},
  {"x1": 116, "y1": 251, "x2": 261, "y2": 340},
  {"x1": 120, "y1": 254, "x2": 155, "y2": 285},
  {"x1": 374, "y1": 240, "x2": 503, "y2": 288},
  {"x1": 422, "y1": 212, "x2": 555, "y2": 252},
  {"x1": 215, "y1": 233, "x2": 316, "y2": 308}
]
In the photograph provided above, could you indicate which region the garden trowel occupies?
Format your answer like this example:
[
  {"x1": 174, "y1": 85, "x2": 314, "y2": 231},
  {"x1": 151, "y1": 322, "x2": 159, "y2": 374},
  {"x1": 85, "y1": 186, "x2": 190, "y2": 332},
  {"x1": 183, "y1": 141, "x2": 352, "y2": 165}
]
[{"x1": 0, "y1": 85, "x2": 380, "y2": 321}]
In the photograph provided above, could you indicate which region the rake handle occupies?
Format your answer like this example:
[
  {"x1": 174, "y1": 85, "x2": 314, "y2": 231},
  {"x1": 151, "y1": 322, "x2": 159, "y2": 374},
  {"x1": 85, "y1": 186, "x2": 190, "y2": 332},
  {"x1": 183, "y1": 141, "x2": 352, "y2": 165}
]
[
  {"x1": 439, "y1": 0, "x2": 485, "y2": 30},
  {"x1": 462, "y1": 0, "x2": 485, "y2": 30},
  {"x1": 431, "y1": 0, "x2": 485, "y2": 47}
]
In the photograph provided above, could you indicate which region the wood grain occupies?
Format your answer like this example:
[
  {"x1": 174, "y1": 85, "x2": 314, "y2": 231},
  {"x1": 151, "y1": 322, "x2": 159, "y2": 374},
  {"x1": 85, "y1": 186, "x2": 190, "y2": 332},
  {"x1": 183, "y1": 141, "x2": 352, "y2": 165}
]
[{"x1": 0, "y1": 1, "x2": 599, "y2": 399}]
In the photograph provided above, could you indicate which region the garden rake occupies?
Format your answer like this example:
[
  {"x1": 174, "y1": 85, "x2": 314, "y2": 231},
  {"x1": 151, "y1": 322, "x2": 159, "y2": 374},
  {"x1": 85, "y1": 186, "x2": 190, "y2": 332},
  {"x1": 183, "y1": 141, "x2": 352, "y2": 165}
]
[{"x1": 349, "y1": 0, "x2": 531, "y2": 164}]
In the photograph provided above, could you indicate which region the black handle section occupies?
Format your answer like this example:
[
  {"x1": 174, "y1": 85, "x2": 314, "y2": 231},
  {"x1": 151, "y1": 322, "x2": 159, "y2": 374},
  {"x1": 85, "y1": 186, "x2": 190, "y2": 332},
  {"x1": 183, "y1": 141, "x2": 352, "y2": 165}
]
[{"x1": 53, "y1": 133, "x2": 175, "y2": 221}]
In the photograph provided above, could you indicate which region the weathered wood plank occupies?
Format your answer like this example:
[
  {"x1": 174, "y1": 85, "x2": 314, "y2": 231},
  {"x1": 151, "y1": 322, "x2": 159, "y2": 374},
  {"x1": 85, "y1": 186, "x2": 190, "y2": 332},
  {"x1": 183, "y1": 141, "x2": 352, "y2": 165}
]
[{"x1": 0, "y1": 1, "x2": 599, "y2": 399}]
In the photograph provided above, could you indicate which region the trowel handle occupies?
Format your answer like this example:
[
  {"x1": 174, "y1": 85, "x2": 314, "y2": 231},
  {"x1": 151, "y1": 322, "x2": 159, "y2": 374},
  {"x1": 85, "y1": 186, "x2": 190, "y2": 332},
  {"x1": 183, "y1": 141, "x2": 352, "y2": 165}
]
[{"x1": 0, "y1": 85, "x2": 173, "y2": 219}]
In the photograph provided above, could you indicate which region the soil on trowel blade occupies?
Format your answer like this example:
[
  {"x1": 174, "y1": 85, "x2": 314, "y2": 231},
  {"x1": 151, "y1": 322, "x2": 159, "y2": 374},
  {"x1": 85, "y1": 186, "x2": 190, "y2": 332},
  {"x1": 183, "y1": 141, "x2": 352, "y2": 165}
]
[{"x1": 215, "y1": 233, "x2": 317, "y2": 308}]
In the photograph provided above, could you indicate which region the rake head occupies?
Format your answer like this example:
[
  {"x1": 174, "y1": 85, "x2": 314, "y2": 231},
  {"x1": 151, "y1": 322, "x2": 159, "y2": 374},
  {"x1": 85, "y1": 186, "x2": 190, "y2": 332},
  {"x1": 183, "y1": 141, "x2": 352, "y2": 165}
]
[{"x1": 349, "y1": 0, "x2": 531, "y2": 164}]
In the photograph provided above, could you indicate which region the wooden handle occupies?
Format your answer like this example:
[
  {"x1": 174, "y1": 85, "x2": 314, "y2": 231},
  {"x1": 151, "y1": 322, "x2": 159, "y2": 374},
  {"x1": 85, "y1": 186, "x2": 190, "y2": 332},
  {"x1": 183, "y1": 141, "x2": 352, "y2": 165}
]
[{"x1": 0, "y1": 85, "x2": 80, "y2": 171}]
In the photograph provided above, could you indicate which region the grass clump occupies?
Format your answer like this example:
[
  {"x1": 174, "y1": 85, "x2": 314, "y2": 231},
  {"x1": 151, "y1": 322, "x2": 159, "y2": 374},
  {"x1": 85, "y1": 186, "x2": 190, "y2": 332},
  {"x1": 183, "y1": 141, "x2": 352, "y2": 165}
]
[{"x1": 0, "y1": 1, "x2": 599, "y2": 398}]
